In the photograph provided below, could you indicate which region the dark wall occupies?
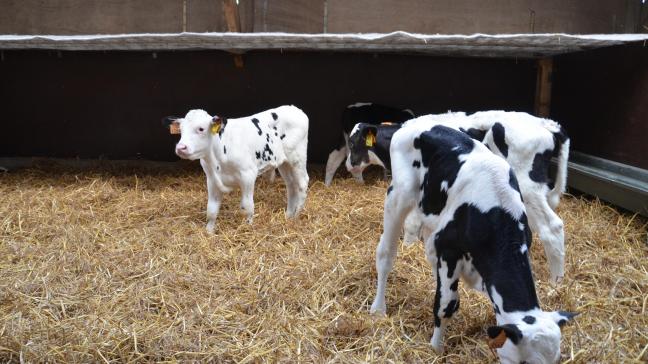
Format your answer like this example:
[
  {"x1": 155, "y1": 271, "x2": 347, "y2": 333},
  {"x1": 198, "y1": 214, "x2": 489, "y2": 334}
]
[
  {"x1": 553, "y1": 42, "x2": 648, "y2": 170},
  {"x1": 0, "y1": 50, "x2": 536, "y2": 163}
]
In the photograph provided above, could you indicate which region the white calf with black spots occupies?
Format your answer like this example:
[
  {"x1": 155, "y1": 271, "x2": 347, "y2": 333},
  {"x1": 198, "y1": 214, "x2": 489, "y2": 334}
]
[
  {"x1": 163, "y1": 105, "x2": 309, "y2": 232},
  {"x1": 370, "y1": 122, "x2": 576, "y2": 363},
  {"x1": 402, "y1": 111, "x2": 570, "y2": 283}
]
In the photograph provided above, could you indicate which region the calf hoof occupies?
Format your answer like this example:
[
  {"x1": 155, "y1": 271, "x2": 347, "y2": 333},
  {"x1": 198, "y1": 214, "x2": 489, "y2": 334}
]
[
  {"x1": 550, "y1": 275, "x2": 564, "y2": 286},
  {"x1": 430, "y1": 340, "x2": 444, "y2": 354},
  {"x1": 370, "y1": 301, "x2": 386, "y2": 316},
  {"x1": 246, "y1": 216, "x2": 254, "y2": 224},
  {"x1": 402, "y1": 233, "x2": 419, "y2": 246},
  {"x1": 206, "y1": 222, "x2": 216, "y2": 234}
]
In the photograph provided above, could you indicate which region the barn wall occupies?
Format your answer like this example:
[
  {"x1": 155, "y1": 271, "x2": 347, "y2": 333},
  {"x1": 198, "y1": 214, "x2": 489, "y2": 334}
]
[
  {"x1": 0, "y1": 0, "x2": 225, "y2": 34},
  {"x1": 326, "y1": 0, "x2": 636, "y2": 34},
  {"x1": 0, "y1": 50, "x2": 535, "y2": 163},
  {"x1": 553, "y1": 42, "x2": 648, "y2": 170},
  {"x1": 0, "y1": 0, "x2": 641, "y2": 35}
]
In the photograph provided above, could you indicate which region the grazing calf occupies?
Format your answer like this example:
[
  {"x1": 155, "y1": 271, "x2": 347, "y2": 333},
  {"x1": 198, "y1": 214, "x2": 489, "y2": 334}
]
[
  {"x1": 163, "y1": 105, "x2": 309, "y2": 232},
  {"x1": 399, "y1": 112, "x2": 569, "y2": 283},
  {"x1": 324, "y1": 103, "x2": 414, "y2": 185},
  {"x1": 370, "y1": 123, "x2": 576, "y2": 362}
]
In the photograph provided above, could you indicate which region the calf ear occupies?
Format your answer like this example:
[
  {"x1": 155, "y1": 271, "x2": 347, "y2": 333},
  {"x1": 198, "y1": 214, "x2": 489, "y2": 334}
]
[
  {"x1": 210, "y1": 116, "x2": 224, "y2": 135},
  {"x1": 162, "y1": 116, "x2": 181, "y2": 128},
  {"x1": 487, "y1": 324, "x2": 523, "y2": 347},
  {"x1": 162, "y1": 116, "x2": 182, "y2": 134},
  {"x1": 551, "y1": 311, "x2": 579, "y2": 328},
  {"x1": 363, "y1": 125, "x2": 378, "y2": 147}
]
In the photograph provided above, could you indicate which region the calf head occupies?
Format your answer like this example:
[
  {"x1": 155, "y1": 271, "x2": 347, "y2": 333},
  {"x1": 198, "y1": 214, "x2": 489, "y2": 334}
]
[
  {"x1": 488, "y1": 311, "x2": 577, "y2": 364},
  {"x1": 162, "y1": 109, "x2": 223, "y2": 160},
  {"x1": 346, "y1": 123, "x2": 378, "y2": 173}
]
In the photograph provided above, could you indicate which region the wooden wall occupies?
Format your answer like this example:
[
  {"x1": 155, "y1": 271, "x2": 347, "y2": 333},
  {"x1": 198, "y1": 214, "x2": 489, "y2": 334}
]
[{"x1": 0, "y1": 0, "x2": 642, "y2": 35}]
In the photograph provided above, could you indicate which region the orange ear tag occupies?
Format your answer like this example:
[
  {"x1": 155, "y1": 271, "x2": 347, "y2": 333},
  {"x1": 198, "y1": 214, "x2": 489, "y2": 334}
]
[
  {"x1": 210, "y1": 120, "x2": 222, "y2": 135},
  {"x1": 366, "y1": 132, "x2": 376, "y2": 147},
  {"x1": 169, "y1": 122, "x2": 181, "y2": 135},
  {"x1": 488, "y1": 330, "x2": 507, "y2": 350}
]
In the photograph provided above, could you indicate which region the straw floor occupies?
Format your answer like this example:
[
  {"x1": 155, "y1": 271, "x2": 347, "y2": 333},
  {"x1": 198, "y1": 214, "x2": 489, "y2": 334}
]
[{"x1": 0, "y1": 163, "x2": 646, "y2": 363}]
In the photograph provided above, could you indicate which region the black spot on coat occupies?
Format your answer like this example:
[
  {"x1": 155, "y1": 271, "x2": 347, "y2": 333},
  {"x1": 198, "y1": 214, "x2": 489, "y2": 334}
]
[
  {"x1": 414, "y1": 126, "x2": 473, "y2": 215},
  {"x1": 412, "y1": 160, "x2": 421, "y2": 168},
  {"x1": 529, "y1": 149, "x2": 552, "y2": 184},
  {"x1": 491, "y1": 122, "x2": 508, "y2": 158},
  {"x1": 508, "y1": 168, "x2": 520, "y2": 192},
  {"x1": 271, "y1": 112, "x2": 278, "y2": 120},
  {"x1": 387, "y1": 185, "x2": 393, "y2": 195},
  {"x1": 251, "y1": 118, "x2": 263, "y2": 135},
  {"x1": 433, "y1": 203, "x2": 538, "y2": 314},
  {"x1": 459, "y1": 127, "x2": 487, "y2": 141},
  {"x1": 522, "y1": 315, "x2": 536, "y2": 325},
  {"x1": 443, "y1": 299, "x2": 459, "y2": 318}
]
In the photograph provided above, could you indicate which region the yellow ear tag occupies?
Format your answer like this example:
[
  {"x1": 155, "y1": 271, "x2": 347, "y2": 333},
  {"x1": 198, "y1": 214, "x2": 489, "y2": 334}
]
[
  {"x1": 210, "y1": 120, "x2": 222, "y2": 135},
  {"x1": 365, "y1": 132, "x2": 376, "y2": 147}
]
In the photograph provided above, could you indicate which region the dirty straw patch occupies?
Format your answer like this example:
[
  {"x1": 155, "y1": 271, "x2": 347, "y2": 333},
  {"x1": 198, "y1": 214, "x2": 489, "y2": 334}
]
[{"x1": 0, "y1": 165, "x2": 646, "y2": 363}]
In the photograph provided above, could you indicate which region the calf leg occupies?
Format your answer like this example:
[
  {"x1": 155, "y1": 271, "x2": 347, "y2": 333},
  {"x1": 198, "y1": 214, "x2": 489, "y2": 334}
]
[
  {"x1": 324, "y1": 145, "x2": 347, "y2": 186},
  {"x1": 239, "y1": 172, "x2": 256, "y2": 224},
  {"x1": 263, "y1": 169, "x2": 276, "y2": 183},
  {"x1": 403, "y1": 210, "x2": 422, "y2": 246},
  {"x1": 370, "y1": 187, "x2": 415, "y2": 315},
  {"x1": 525, "y1": 192, "x2": 565, "y2": 283},
  {"x1": 201, "y1": 160, "x2": 224, "y2": 233},
  {"x1": 291, "y1": 160, "x2": 309, "y2": 216},
  {"x1": 430, "y1": 255, "x2": 461, "y2": 353},
  {"x1": 206, "y1": 187, "x2": 223, "y2": 233},
  {"x1": 278, "y1": 163, "x2": 298, "y2": 218}
]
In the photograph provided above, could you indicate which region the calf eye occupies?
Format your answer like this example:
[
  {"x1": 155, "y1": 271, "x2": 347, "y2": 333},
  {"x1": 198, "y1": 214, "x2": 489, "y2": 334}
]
[{"x1": 198, "y1": 127, "x2": 205, "y2": 133}]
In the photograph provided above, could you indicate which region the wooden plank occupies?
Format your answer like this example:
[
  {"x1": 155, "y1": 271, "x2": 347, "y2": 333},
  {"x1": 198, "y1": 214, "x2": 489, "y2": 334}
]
[
  {"x1": 253, "y1": 0, "x2": 324, "y2": 33},
  {"x1": 222, "y1": 0, "x2": 244, "y2": 67},
  {"x1": 534, "y1": 58, "x2": 553, "y2": 118},
  {"x1": 222, "y1": 0, "x2": 241, "y2": 32},
  {"x1": 326, "y1": 0, "x2": 627, "y2": 34},
  {"x1": 187, "y1": 0, "x2": 226, "y2": 32},
  {"x1": 0, "y1": 0, "x2": 183, "y2": 35}
]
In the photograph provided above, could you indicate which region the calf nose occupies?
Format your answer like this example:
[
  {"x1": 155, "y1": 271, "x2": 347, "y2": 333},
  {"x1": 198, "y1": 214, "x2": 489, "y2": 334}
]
[{"x1": 176, "y1": 143, "x2": 188, "y2": 153}]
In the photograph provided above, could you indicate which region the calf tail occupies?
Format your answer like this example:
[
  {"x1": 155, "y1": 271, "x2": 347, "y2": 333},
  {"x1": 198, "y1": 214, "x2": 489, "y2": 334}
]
[{"x1": 548, "y1": 128, "x2": 570, "y2": 209}]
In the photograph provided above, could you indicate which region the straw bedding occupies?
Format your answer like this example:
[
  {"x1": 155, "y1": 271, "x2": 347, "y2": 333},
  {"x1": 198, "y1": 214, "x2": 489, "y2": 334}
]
[{"x1": 0, "y1": 162, "x2": 646, "y2": 363}]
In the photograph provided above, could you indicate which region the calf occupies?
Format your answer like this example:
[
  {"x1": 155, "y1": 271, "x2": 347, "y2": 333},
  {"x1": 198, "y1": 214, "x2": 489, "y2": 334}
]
[
  {"x1": 163, "y1": 105, "x2": 309, "y2": 232},
  {"x1": 324, "y1": 103, "x2": 414, "y2": 185},
  {"x1": 370, "y1": 122, "x2": 576, "y2": 363},
  {"x1": 359, "y1": 111, "x2": 569, "y2": 283}
]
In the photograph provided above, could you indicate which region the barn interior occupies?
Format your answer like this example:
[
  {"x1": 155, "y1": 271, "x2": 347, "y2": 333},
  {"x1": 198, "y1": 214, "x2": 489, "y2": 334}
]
[
  {"x1": 1, "y1": 0, "x2": 647, "y2": 215},
  {"x1": 0, "y1": 1, "x2": 647, "y2": 363}
]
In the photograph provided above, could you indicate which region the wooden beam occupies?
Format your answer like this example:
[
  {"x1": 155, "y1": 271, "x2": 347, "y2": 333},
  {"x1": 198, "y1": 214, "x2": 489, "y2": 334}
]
[
  {"x1": 222, "y1": 0, "x2": 241, "y2": 32},
  {"x1": 534, "y1": 58, "x2": 553, "y2": 118},
  {"x1": 222, "y1": 0, "x2": 244, "y2": 68}
]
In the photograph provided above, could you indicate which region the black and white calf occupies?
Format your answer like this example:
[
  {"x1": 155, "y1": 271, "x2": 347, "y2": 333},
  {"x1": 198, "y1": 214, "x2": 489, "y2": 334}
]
[
  {"x1": 395, "y1": 111, "x2": 569, "y2": 283},
  {"x1": 163, "y1": 105, "x2": 309, "y2": 232},
  {"x1": 370, "y1": 123, "x2": 576, "y2": 363},
  {"x1": 345, "y1": 122, "x2": 401, "y2": 177},
  {"x1": 324, "y1": 103, "x2": 414, "y2": 185}
]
